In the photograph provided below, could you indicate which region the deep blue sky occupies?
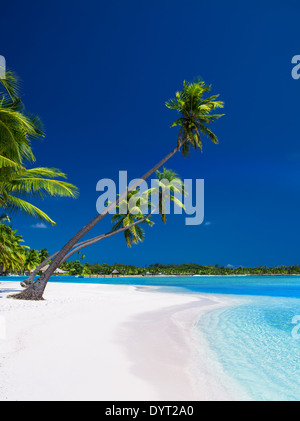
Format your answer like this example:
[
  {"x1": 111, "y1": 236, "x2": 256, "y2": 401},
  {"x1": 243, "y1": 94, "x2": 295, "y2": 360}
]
[{"x1": 1, "y1": 0, "x2": 300, "y2": 267}]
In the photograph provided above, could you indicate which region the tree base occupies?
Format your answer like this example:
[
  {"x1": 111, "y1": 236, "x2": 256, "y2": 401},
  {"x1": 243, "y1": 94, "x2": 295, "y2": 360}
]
[{"x1": 8, "y1": 288, "x2": 45, "y2": 301}]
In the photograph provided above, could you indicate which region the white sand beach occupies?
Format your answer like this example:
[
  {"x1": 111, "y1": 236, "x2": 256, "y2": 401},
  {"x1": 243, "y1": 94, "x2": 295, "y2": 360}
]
[{"x1": 0, "y1": 281, "x2": 234, "y2": 401}]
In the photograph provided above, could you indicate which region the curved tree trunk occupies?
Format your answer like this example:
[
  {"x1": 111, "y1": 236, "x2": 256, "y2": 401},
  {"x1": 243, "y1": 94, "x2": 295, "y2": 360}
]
[
  {"x1": 21, "y1": 210, "x2": 156, "y2": 287},
  {"x1": 51, "y1": 209, "x2": 155, "y2": 266},
  {"x1": 11, "y1": 140, "x2": 186, "y2": 300}
]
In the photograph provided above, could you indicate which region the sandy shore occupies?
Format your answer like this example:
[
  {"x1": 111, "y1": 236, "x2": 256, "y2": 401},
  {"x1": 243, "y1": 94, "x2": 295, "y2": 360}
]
[{"x1": 0, "y1": 281, "x2": 234, "y2": 401}]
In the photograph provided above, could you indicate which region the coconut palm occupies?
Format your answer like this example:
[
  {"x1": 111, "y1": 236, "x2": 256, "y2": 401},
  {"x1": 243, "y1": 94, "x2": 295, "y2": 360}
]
[
  {"x1": 166, "y1": 79, "x2": 224, "y2": 156},
  {"x1": 23, "y1": 249, "x2": 40, "y2": 274},
  {"x1": 0, "y1": 71, "x2": 78, "y2": 224},
  {"x1": 21, "y1": 205, "x2": 156, "y2": 286},
  {"x1": 0, "y1": 166, "x2": 78, "y2": 225},
  {"x1": 0, "y1": 71, "x2": 43, "y2": 166},
  {"x1": 13, "y1": 79, "x2": 224, "y2": 300},
  {"x1": 151, "y1": 168, "x2": 186, "y2": 224},
  {"x1": 111, "y1": 188, "x2": 154, "y2": 247},
  {"x1": 0, "y1": 223, "x2": 26, "y2": 273},
  {"x1": 21, "y1": 170, "x2": 184, "y2": 286},
  {"x1": 39, "y1": 248, "x2": 49, "y2": 263}
]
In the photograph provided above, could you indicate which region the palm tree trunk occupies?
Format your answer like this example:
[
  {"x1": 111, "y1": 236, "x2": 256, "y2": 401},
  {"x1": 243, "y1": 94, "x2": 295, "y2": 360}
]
[
  {"x1": 21, "y1": 210, "x2": 156, "y2": 286},
  {"x1": 11, "y1": 140, "x2": 186, "y2": 300},
  {"x1": 10, "y1": 210, "x2": 156, "y2": 300},
  {"x1": 51, "y1": 209, "x2": 155, "y2": 265},
  {"x1": 21, "y1": 254, "x2": 54, "y2": 286}
]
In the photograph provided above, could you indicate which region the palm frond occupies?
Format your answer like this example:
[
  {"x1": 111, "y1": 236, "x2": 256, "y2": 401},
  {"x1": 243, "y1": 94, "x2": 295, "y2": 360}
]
[
  {"x1": 167, "y1": 79, "x2": 224, "y2": 156},
  {"x1": 0, "y1": 71, "x2": 20, "y2": 100},
  {"x1": 1, "y1": 194, "x2": 56, "y2": 226}
]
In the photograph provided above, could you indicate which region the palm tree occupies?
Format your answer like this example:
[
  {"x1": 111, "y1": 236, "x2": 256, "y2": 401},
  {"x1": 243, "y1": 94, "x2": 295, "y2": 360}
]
[
  {"x1": 151, "y1": 168, "x2": 186, "y2": 224},
  {"x1": 166, "y1": 79, "x2": 224, "y2": 156},
  {"x1": 0, "y1": 72, "x2": 42, "y2": 166},
  {"x1": 22, "y1": 190, "x2": 157, "y2": 285},
  {"x1": 39, "y1": 248, "x2": 49, "y2": 263},
  {"x1": 0, "y1": 71, "x2": 78, "y2": 224},
  {"x1": 13, "y1": 79, "x2": 224, "y2": 300},
  {"x1": 0, "y1": 223, "x2": 26, "y2": 273},
  {"x1": 23, "y1": 249, "x2": 40, "y2": 274},
  {"x1": 20, "y1": 169, "x2": 183, "y2": 285},
  {"x1": 0, "y1": 166, "x2": 78, "y2": 225},
  {"x1": 111, "y1": 188, "x2": 154, "y2": 247}
]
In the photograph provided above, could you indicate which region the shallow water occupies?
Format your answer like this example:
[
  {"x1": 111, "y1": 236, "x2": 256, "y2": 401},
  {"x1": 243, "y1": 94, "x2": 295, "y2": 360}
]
[
  {"x1": 3, "y1": 274, "x2": 300, "y2": 298},
  {"x1": 195, "y1": 295, "x2": 300, "y2": 400}
]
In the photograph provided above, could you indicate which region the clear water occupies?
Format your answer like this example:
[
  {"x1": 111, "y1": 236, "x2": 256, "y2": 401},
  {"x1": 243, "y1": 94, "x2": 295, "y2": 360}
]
[
  {"x1": 3, "y1": 274, "x2": 300, "y2": 298},
  {"x1": 2, "y1": 275, "x2": 300, "y2": 400},
  {"x1": 195, "y1": 296, "x2": 300, "y2": 400}
]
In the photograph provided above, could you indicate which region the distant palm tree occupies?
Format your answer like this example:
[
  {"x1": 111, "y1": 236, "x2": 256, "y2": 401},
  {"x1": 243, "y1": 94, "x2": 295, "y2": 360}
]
[
  {"x1": 13, "y1": 79, "x2": 224, "y2": 300},
  {"x1": 0, "y1": 223, "x2": 26, "y2": 273},
  {"x1": 39, "y1": 248, "x2": 49, "y2": 263},
  {"x1": 23, "y1": 249, "x2": 40, "y2": 274}
]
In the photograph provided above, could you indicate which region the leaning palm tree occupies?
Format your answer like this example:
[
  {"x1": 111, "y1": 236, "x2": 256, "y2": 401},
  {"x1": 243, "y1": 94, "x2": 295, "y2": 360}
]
[
  {"x1": 21, "y1": 169, "x2": 185, "y2": 286},
  {"x1": 12, "y1": 79, "x2": 224, "y2": 300},
  {"x1": 21, "y1": 205, "x2": 157, "y2": 287},
  {"x1": 21, "y1": 187, "x2": 156, "y2": 285},
  {"x1": 151, "y1": 168, "x2": 186, "y2": 224},
  {"x1": 111, "y1": 189, "x2": 154, "y2": 247}
]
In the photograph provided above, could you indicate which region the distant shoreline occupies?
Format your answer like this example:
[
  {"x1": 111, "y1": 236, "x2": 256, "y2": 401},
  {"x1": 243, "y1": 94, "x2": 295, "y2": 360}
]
[
  {"x1": 80, "y1": 273, "x2": 300, "y2": 278},
  {"x1": 2, "y1": 273, "x2": 300, "y2": 280}
]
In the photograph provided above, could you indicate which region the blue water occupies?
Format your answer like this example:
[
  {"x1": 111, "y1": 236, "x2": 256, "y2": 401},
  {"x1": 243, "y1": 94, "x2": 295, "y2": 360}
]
[
  {"x1": 3, "y1": 275, "x2": 300, "y2": 400},
  {"x1": 195, "y1": 296, "x2": 300, "y2": 400},
  {"x1": 4, "y1": 274, "x2": 300, "y2": 298}
]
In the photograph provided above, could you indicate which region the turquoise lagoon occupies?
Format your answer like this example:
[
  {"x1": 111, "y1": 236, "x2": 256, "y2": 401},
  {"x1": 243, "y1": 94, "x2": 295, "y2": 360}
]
[{"x1": 2, "y1": 275, "x2": 300, "y2": 400}]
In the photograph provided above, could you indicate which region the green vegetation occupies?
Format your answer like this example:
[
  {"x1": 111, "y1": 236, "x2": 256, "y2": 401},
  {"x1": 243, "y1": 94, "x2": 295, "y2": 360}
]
[
  {"x1": 52, "y1": 261, "x2": 300, "y2": 277},
  {"x1": 0, "y1": 71, "x2": 78, "y2": 225},
  {"x1": 1, "y1": 234, "x2": 299, "y2": 277},
  {"x1": 0, "y1": 220, "x2": 51, "y2": 275},
  {"x1": 0, "y1": 215, "x2": 26, "y2": 273},
  {"x1": 111, "y1": 188, "x2": 154, "y2": 247},
  {"x1": 0, "y1": 69, "x2": 78, "y2": 277}
]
